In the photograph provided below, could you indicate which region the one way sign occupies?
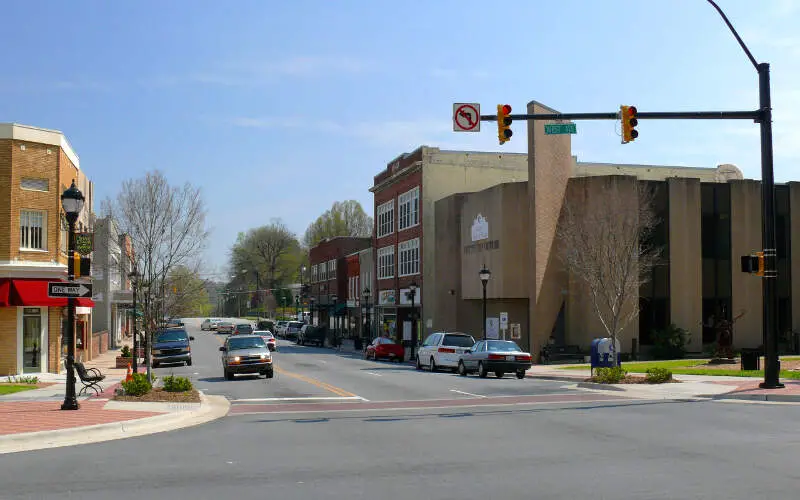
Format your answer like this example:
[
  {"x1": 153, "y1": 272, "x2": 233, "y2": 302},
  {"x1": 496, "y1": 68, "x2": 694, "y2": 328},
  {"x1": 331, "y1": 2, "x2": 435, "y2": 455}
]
[{"x1": 48, "y1": 282, "x2": 93, "y2": 298}]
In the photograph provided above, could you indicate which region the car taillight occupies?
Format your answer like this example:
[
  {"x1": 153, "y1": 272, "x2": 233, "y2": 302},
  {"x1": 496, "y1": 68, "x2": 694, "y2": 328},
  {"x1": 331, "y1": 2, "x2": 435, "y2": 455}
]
[
  {"x1": 487, "y1": 354, "x2": 506, "y2": 360},
  {"x1": 438, "y1": 347, "x2": 455, "y2": 353},
  {"x1": 516, "y1": 354, "x2": 531, "y2": 362}
]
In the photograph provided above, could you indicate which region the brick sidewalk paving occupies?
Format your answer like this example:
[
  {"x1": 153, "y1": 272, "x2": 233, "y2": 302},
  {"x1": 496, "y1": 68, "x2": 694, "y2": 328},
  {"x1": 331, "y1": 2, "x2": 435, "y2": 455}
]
[{"x1": 0, "y1": 400, "x2": 163, "y2": 436}]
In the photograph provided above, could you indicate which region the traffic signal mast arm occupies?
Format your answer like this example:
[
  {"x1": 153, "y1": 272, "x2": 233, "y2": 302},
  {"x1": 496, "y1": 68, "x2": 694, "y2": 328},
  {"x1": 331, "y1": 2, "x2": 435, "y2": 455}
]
[{"x1": 479, "y1": 109, "x2": 762, "y2": 122}]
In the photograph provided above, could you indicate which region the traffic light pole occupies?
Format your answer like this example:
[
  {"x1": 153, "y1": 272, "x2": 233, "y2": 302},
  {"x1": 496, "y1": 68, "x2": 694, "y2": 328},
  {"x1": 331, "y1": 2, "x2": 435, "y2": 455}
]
[{"x1": 479, "y1": 110, "x2": 760, "y2": 122}]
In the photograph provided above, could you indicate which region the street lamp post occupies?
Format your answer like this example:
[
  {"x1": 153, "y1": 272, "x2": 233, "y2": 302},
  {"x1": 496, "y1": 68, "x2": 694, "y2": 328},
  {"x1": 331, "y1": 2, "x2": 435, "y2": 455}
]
[
  {"x1": 408, "y1": 282, "x2": 418, "y2": 361},
  {"x1": 310, "y1": 297, "x2": 316, "y2": 326},
  {"x1": 60, "y1": 180, "x2": 85, "y2": 411},
  {"x1": 128, "y1": 269, "x2": 140, "y2": 373},
  {"x1": 331, "y1": 294, "x2": 338, "y2": 345},
  {"x1": 479, "y1": 267, "x2": 491, "y2": 340},
  {"x1": 362, "y1": 287, "x2": 371, "y2": 342},
  {"x1": 706, "y1": 0, "x2": 783, "y2": 389}
]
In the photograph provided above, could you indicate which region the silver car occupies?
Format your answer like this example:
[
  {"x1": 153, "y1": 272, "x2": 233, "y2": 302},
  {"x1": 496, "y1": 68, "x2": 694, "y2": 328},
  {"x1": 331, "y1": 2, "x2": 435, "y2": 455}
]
[{"x1": 219, "y1": 334, "x2": 274, "y2": 380}]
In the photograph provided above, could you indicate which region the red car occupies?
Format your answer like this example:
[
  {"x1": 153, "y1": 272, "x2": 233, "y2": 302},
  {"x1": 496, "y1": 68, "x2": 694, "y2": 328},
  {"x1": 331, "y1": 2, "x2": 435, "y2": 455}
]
[{"x1": 365, "y1": 337, "x2": 404, "y2": 362}]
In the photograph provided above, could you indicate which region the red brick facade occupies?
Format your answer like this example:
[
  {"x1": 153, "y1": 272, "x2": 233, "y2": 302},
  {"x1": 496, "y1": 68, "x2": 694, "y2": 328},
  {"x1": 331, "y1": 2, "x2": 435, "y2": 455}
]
[{"x1": 308, "y1": 237, "x2": 371, "y2": 327}]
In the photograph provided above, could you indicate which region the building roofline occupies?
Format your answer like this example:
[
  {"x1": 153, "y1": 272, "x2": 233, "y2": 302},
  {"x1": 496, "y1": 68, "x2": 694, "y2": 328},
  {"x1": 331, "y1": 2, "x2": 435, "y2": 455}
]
[
  {"x1": 0, "y1": 122, "x2": 80, "y2": 170},
  {"x1": 576, "y1": 160, "x2": 720, "y2": 171}
]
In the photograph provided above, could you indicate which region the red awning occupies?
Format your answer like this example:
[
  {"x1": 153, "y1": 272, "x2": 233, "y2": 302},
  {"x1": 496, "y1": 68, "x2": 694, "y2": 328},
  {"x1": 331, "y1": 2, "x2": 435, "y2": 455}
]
[
  {"x1": 0, "y1": 280, "x2": 10, "y2": 307},
  {"x1": 5, "y1": 279, "x2": 94, "y2": 308}
]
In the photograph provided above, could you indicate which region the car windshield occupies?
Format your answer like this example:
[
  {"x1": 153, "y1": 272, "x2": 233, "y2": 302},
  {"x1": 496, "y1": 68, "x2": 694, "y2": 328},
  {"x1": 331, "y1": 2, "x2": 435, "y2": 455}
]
[
  {"x1": 486, "y1": 340, "x2": 522, "y2": 352},
  {"x1": 442, "y1": 334, "x2": 475, "y2": 347},
  {"x1": 155, "y1": 330, "x2": 188, "y2": 343},
  {"x1": 236, "y1": 324, "x2": 252, "y2": 330},
  {"x1": 288, "y1": 322, "x2": 303, "y2": 328},
  {"x1": 255, "y1": 331, "x2": 274, "y2": 338},
  {"x1": 227, "y1": 337, "x2": 266, "y2": 350}
]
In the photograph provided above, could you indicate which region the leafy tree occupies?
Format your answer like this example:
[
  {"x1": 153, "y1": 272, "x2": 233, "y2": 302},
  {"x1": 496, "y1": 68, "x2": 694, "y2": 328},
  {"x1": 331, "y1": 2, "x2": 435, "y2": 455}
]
[
  {"x1": 303, "y1": 200, "x2": 373, "y2": 248},
  {"x1": 165, "y1": 266, "x2": 210, "y2": 317}
]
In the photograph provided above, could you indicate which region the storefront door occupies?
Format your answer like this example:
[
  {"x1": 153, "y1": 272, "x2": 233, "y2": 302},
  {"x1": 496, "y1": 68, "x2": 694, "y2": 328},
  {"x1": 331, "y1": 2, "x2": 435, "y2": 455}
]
[{"x1": 20, "y1": 307, "x2": 47, "y2": 373}]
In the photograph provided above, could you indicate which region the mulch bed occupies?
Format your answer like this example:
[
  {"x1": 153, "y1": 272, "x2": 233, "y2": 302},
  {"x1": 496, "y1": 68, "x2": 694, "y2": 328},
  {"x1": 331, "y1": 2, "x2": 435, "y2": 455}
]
[
  {"x1": 113, "y1": 388, "x2": 201, "y2": 403},
  {"x1": 585, "y1": 376, "x2": 682, "y2": 384}
]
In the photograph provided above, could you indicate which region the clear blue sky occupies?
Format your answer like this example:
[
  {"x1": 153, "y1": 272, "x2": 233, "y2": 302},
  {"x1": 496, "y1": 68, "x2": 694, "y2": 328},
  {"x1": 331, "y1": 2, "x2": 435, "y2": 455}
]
[{"x1": 1, "y1": 0, "x2": 797, "y2": 276}]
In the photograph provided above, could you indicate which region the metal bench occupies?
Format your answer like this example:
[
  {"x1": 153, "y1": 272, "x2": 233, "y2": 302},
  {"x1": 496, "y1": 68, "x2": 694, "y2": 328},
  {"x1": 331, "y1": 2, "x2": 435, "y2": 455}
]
[
  {"x1": 74, "y1": 361, "x2": 106, "y2": 396},
  {"x1": 541, "y1": 345, "x2": 585, "y2": 364}
]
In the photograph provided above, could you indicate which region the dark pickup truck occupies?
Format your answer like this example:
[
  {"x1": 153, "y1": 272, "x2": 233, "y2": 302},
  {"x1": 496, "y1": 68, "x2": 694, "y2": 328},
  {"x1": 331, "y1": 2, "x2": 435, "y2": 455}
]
[
  {"x1": 152, "y1": 328, "x2": 195, "y2": 368},
  {"x1": 298, "y1": 325, "x2": 327, "y2": 347}
]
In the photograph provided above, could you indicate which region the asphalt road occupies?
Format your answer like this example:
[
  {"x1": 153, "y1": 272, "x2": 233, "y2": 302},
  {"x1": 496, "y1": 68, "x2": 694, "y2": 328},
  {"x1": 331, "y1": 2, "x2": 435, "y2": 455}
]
[{"x1": 2, "y1": 318, "x2": 800, "y2": 499}]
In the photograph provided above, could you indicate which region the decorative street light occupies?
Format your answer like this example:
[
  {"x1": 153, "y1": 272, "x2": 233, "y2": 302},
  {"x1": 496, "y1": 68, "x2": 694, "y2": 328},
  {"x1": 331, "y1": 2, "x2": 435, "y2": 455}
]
[
  {"x1": 408, "y1": 281, "x2": 418, "y2": 362},
  {"x1": 128, "y1": 269, "x2": 140, "y2": 374},
  {"x1": 309, "y1": 297, "x2": 316, "y2": 326},
  {"x1": 60, "y1": 180, "x2": 85, "y2": 411},
  {"x1": 479, "y1": 267, "x2": 491, "y2": 340},
  {"x1": 331, "y1": 294, "x2": 338, "y2": 339},
  {"x1": 362, "y1": 287, "x2": 371, "y2": 342}
]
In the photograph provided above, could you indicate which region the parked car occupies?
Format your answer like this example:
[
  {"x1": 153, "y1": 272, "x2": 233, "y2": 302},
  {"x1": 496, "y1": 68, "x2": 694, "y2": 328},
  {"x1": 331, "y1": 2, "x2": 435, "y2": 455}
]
[
  {"x1": 365, "y1": 337, "x2": 404, "y2": 362},
  {"x1": 416, "y1": 332, "x2": 476, "y2": 371},
  {"x1": 457, "y1": 339, "x2": 532, "y2": 379},
  {"x1": 201, "y1": 318, "x2": 219, "y2": 331},
  {"x1": 151, "y1": 328, "x2": 194, "y2": 368},
  {"x1": 232, "y1": 323, "x2": 254, "y2": 335},
  {"x1": 217, "y1": 321, "x2": 234, "y2": 334},
  {"x1": 284, "y1": 321, "x2": 304, "y2": 340},
  {"x1": 219, "y1": 334, "x2": 274, "y2": 380},
  {"x1": 297, "y1": 325, "x2": 326, "y2": 346},
  {"x1": 255, "y1": 330, "x2": 277, "y2": 351}
]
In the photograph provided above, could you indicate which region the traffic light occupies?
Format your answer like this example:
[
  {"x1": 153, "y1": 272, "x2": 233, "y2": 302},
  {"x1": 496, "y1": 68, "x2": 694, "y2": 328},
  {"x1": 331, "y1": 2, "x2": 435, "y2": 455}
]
[
  {"x1": 620, "y1": 105, "x2": 639, "y2": 143},
  {"x1": 497, "y1": 104, "x2": 512, "y2": 144},
  {"x1": 740, "y1": 251, "x2": 765, "y2": 276},
  {"x1": 68, "y1": 251, "x2": 91, "y2": 278}
]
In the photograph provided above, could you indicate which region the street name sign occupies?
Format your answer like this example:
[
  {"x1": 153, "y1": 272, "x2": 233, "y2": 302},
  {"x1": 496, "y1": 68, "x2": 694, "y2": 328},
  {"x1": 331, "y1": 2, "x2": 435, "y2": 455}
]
[
  {"x1": 48, "y1": 282, "x2": 93, "y2": 298},
  {"x1": 453, "y1": 103, "x2": 481, "y2": 132},
  {"x1": 544, "y1": 123, "x2": 577, "y2": 135}
]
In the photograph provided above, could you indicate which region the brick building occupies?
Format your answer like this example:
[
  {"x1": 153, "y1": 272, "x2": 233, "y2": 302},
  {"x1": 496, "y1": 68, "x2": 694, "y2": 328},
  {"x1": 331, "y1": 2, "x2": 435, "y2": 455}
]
[
  {"x1": 0, "y1": 123, "x2": 95, "y2": 376},
  {"x1": 308, "y1": 237, "x2": 371, "y2": 334},
  {"x1": 369, "y1": 146, "x2": 528, "y2": 353}
]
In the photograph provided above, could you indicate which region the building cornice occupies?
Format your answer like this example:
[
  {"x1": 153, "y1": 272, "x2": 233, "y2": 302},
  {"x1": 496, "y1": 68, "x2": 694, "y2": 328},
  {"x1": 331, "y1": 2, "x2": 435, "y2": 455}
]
[
  {"x1": 370, "y1": 162, "x2": 422, "y2": 193},
  {"x1": 0, "y1": 261, "x2": 68, "y2": 279},
  {"x1": 0, "y1": 122, "x2": 80, "y2": 170}
]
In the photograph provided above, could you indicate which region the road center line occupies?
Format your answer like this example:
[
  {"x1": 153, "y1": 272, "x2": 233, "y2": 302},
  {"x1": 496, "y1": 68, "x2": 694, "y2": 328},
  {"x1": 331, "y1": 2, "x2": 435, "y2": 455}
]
[
  {"x1": 450, "y1": 389, "x2": 487, "y2": 398},
  {"x1": 274, "y1": 366, "x2": 358, "y2": 398}
]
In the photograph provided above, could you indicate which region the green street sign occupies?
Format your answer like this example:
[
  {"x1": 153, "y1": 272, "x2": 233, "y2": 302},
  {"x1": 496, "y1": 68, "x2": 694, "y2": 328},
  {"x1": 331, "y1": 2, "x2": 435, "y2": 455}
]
[{"x1": 544, "y1": 123, "x2": 577, "y2": 135}]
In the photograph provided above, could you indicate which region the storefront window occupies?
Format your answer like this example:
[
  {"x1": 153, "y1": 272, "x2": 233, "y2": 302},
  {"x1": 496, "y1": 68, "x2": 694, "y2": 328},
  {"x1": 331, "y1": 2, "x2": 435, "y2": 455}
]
[{"x1": 22, "y1": 308, "x2": 43, "y2": 373}]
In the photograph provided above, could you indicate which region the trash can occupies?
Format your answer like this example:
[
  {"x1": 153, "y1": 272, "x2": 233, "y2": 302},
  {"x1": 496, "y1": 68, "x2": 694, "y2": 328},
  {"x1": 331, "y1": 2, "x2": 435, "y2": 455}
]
[
  {"x1": 740, "y1": 348, "x2": 760, "y2": 371},
  {"x1": 591, "y1": 338, "x2": 622, "y2": 370}
]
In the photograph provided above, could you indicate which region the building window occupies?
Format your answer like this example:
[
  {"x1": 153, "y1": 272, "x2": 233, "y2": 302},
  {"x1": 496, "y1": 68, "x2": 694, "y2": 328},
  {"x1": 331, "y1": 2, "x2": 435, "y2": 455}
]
[
  {"x1": 21, "y1": 178, "x2": 49, "y2": 192},
  {"x1": 328, "y1": 259, "x2": 336, "y2": 280},
  {"x1": 377, "y1": 200, "x2": 394, "y2": 237},
  {"x1": 398, "y1": 187, "x2": 420, "y2": 231},
  {"x1": 20, "y1": 210, "x2": 46, "y2": 250},
  {"x1": 398, "y1": 238, "x2": 420, "y2": 277},
  {"x1": 700, "y1": 183, "x2": 733, "y2": 344},
  {"x1": 638, "y1": 181, "x2": 670, "y2": 345},
  {"x1": 377, "y1": 246, "x2": 395, "y2": 279}
]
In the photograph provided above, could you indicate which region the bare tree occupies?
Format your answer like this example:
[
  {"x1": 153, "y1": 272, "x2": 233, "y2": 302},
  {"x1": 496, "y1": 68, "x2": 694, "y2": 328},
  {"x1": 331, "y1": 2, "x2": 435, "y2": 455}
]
[
  {"x1": 102, "y1": 170, "x2": 208, "y2": 380},
  {"x1": 556, "y1": 178, "x2": 662, "y2": 361},
  {"x1": 303, "y1": 200, "x2": 373, "y2": 248}
]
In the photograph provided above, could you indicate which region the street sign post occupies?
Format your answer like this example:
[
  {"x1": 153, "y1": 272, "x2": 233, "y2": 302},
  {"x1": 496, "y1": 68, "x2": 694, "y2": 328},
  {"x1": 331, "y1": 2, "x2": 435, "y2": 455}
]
[
  {"x1": 544, "y1": 123, "x2": 577, "y2": 135},
  {"x1": 499, "y1": 312, "x2": 508, "y2": 340},
  {"x1": 48, "y1": 282, "x2": 92, "y2": 298},
  {"x1": 453, "y1": 103, "x2": 481, "y2": 132}
]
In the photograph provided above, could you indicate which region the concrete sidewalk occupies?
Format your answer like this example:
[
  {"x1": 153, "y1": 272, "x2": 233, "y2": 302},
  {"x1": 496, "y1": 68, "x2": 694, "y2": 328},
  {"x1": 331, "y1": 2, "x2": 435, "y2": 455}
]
[{"x1": 526, "y1": 363, "x2": 800, "y2": 402}]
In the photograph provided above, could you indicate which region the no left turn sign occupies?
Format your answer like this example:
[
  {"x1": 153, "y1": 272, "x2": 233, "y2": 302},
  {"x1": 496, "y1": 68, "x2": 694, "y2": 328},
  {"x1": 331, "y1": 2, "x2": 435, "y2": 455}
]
[{"x1": 453, "y1": 103, "x2": 480, "y2": 132}]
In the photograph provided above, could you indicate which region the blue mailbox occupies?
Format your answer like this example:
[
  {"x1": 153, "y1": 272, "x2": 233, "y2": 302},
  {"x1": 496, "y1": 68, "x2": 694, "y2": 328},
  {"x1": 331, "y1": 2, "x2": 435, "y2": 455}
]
[{"x1": 590, "y1": 337, "x2": 622, "y2": 370}]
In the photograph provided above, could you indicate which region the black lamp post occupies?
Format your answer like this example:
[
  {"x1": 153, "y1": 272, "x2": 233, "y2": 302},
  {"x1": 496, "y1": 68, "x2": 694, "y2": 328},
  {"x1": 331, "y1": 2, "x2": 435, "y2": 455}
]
[
  {"x1": 331, "y1": 294, "x2": 338, "y2": 341},
  {"x1": 479, "y1": 267, "x2": 491, "y2": 340},
  {"x1": 362, "y1": 287, "x2": 371, "y2": 341},
  {"x1": 60, "y1": 180, "x2": 84, "y2": 411},
  {"x1": 408, "y1": 281, "x2": 418, "y2": 361},
  {"x1": 310, "y1": 297, "x2": 316, "y2": 326},
  {"x1": 295, "y1": 295, "x2": 300, "y2": 319},
  {"x1": 128, "y1": 269, "x2": 139, "y2": 374}
]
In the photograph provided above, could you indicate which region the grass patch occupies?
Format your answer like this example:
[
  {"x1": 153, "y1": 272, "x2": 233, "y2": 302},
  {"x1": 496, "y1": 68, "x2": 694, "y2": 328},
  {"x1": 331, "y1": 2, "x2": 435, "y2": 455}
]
[
  {"x1": 0, "y1": 384, "x2": 38, "y2": 395},
  {"x1": 558, "y1": 358, "x2": 800, "y2": 379}
]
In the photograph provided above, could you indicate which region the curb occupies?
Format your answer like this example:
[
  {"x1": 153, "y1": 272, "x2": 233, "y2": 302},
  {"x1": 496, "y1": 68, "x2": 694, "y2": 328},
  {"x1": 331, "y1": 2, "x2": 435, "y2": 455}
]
[
  {"x1": 576, "y1": 382, "x2": 627, "y2": 392},
  {"x1": 703, "y1": 392, "x2": 800, "y2": 403},
  {"x1": 0, "y1": 392, "x2": 230, "y2": 455}
]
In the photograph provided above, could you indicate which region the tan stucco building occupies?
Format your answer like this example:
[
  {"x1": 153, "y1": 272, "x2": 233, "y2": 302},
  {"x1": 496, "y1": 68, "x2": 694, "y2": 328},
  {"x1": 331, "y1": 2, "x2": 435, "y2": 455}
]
[{"x1": 432, "y1": 101, "x2": 800, "y2": 358}]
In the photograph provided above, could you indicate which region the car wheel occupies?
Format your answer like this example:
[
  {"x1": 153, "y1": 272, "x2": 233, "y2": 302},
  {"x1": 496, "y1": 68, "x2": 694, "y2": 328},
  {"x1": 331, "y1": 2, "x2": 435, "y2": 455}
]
[
  {"x1": 458, "y1": 361, "x2": 467, "y2": 377},
  {"x1": 416, "y1": 356, "x2": 423, "y2": 370},
  {"x1": 266, "y1": 369, "x2": 274, "y2": 379},
  {"x1": 478, "y1": 362, "x2": 488, "y2": 378},
  {"x1": 186, "y1": 359, "x2": 192, "y2": 366},
  {"x1": 225, "y1": 370, "x2": 234, "y2": 381},
  {"x1": 429, "y1": 357, "x2": 437, "y2": 372},
  {"x1": 152, "y1": 362, "x2": 159, "y2": 368},
  {"x1": 516, "y1": 370, "x2": 526, "y2": 379},
  {"x1": 495, "y1": 371, "x2": 505, "y2": 378}
]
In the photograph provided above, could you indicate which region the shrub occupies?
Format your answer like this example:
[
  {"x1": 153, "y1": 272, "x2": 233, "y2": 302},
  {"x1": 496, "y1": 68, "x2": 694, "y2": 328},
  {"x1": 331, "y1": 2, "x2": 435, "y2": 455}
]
[
  {"x1": 651, "y1": 324, "x2": 691, "y2": 360},
  {"x1": 162, "y1": 375, "x2": 193, "y2": 392},
  {"x1": 121, "y1": 373, "x2": 152, "y2": 396},
  {"x1": 6, "y1": 375, "x2": 39, "y2": 385},
  {"x1": 645, "y1": 367, "x2": 673, "y2": 384},
  {"x1": 593, "y1": 366, "x2": 627, "y2": 384},
  {"x1": 120, "y1": 345, "x2": 132, "y2": 358}
]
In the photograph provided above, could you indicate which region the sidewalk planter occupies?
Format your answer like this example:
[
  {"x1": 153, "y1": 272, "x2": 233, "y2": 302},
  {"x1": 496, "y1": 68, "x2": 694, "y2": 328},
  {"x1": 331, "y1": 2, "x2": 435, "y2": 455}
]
[{"x1": 115, "y1": 356, "x2": 133, "y2": 369}]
